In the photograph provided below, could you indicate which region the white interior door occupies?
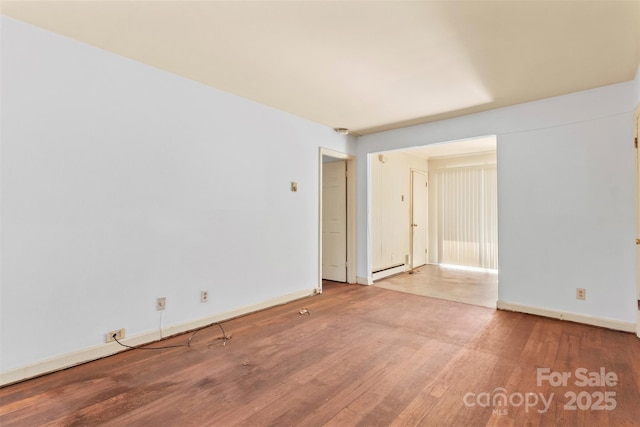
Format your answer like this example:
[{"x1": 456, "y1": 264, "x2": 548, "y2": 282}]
[
  {"x1": 411, "y1": 170, "x2": 428, "y2": 269},
  {"x1": 634, "y1": 105, "x2": 640, "y2": 338},
  {"x1": 322, "y1": 160, "x2": 347, "y2": 282}
]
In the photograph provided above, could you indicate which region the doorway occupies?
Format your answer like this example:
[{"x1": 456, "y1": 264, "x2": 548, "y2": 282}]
[
  {"x1": 369, "y1": 135, "x2": 498, "y2": 308},
  {"x1": 322, "y1": 159, "x2": 347, "y2": 282},
  {"x1": 318, "y1": 148, "x2": 356, "y2": 291}
]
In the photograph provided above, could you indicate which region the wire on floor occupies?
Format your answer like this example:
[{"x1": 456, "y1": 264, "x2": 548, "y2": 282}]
[
  {"x1": 111, "y1": 322, "x2": 231, "y2": 351},
  {"x1": 188, "y1": 323, "x2": 231, "y2": 347}
]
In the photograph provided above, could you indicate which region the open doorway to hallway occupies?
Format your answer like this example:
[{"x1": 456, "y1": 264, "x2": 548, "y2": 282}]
[{"x1": 369, "y1": 136, "x2": 498, "y2": 307}]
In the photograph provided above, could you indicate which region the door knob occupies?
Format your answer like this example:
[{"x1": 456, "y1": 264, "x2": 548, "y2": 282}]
[{"x1": 637, "y1": 238, "x2": 640, "y2": 245}]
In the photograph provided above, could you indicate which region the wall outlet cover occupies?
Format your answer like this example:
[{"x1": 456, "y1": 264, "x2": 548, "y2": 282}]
[{"x1": 106, "y1": 328, "x2": 125, "y2": 343}]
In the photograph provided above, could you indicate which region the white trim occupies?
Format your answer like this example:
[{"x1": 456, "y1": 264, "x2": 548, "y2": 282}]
[
  {"x1": 319, "y1": 148, "x2": 357, "y2": 289},
  {"x1": 497, "y1": 301, "x2": 636, "y2": 333},
  {"x1": 357, "y1": 276, "x2": 373, "y2": 285},
  {"x1": 634, "y1": 102, "x2": 640, "y2": 339},
  {"x1": 0, "y1": 288, "x2": 316, "y2": 387},
  {"x1": 372, "y1": 264, "x2": 408, "y2": 281}
]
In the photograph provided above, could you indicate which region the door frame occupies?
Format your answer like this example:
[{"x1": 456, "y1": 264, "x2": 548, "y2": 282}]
[
  {"x1": 410, "y1": 168, "x2": 428, "y2": 271},
  {"x1": 318, "y1": 148, "x2": 356, "y2": 292},
  {"x1": 634, "y1": 103, "x2": 640, "y2": 338},
  {"x1": 322, "y1": 160, "x2": 347, "y2": 282}
]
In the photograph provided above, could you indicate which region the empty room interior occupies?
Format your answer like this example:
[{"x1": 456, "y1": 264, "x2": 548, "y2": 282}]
[{"x1": 1, "y1": 1, "x2": 640, "y2": 426}]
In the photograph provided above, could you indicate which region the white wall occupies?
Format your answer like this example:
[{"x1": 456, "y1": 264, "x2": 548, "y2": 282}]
[
  {"x1": 357, "y1": 79, "x2": 637, "y2": 324},
  {"x1": 0, "y1": 17, "x2": 355, "y2": 376},
  {"x1": 635, "y1": 66, "x2": 640, "y2": 105},
  {"x1": 370, "y1": 151, "x2": 428, "y2": 273}
]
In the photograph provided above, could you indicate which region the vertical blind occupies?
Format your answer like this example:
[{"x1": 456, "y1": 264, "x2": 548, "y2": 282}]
[{"x1": 437, "y1": 165, "x2": 498, "y2": 270}]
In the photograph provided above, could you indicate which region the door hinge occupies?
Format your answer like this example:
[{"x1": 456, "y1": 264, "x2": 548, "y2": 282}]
[{"x1": 635, "y1": 137, "x2": 638, "y2": 149}]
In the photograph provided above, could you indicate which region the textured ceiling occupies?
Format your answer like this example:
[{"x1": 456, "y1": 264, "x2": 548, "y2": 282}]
[{"x1": 2, "y1": 0, "x2": 639, "y2": 134}]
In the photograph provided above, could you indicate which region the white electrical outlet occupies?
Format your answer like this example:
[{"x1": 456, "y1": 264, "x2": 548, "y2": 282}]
[
  {"x1": 576, "y1": 288, "x2": 586, "y2": 300},
  {"x1": 106, "y1": 328, "x2": 125, "y2": 343},
  {"x1": 201, "y1": 290, "x2": 209, "y2": 303},
  {"x1": 157, "y1": 297, "x2": 166, "y2": 310}
]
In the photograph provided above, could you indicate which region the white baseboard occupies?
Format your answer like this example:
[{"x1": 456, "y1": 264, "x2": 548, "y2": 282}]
[
  {"x1": 497, "y1": 301, "x2": 636, "y2": 333},
  {"x1": 0, "y1": 288, "x2": 317, "y2": 387},
  {"x1": 356, "y1": 276, "x2": 373, "y2": 285},
  {"x1": 372, "y1": 264, "x2": 407, "y2": 282}
]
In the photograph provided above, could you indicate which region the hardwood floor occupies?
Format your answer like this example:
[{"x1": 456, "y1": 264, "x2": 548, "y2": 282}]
[
  {"x1": 1, "y1": 283, "x2": 639, "y2": 426},
  {"x1": 375, "y1": 264, "x2": 498, "y2": 308}
]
